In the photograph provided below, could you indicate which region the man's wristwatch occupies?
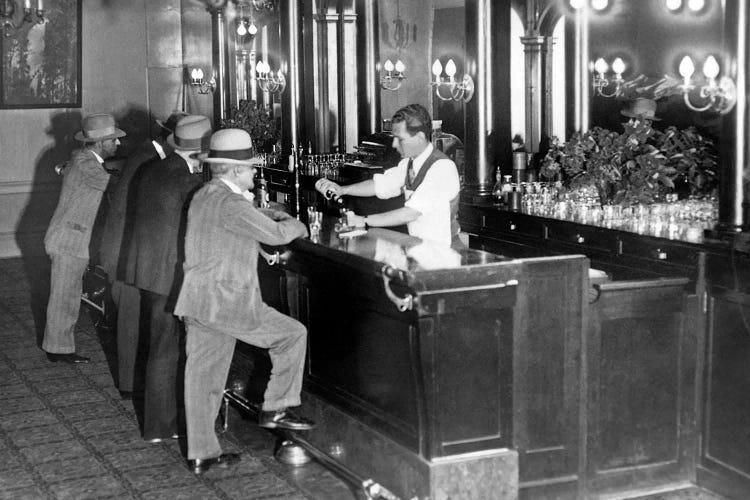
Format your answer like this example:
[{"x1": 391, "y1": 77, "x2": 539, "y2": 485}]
[{"x1": 363, "y1": 217, "x2": 369, "y2": 229}]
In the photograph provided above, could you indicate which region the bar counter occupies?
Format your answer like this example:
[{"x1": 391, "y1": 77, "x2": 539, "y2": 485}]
[{"x1": 225, "y1": 214, "x2": 575, "y2": 499}]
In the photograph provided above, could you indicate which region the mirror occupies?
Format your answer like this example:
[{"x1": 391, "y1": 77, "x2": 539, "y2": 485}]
[
  {"x1": 555, "y1": 0, "x2": 727, "y2": 141},
  {"x1": 377, "y1": 0, "x2": 467, "y2": 145}
]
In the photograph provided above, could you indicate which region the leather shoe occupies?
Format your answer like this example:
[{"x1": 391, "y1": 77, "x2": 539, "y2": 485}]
[
  {"x1": 258, "y1": 409, "x2": 316, "y2": 431},
  {"x1": 46, "y1": 352, "x2": 90, "y2": 364},
  {"x1": 188, "y1": 453, "x2": 241, "y2": 475}
]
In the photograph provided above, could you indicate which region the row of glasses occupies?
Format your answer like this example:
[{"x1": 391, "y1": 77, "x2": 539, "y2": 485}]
[{"x1": 304, "y1": 153, "x2": 347, "y2": 180}]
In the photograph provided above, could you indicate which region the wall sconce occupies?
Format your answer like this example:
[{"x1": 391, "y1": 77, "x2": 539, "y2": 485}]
[
  {"x1": 678, "y1": 55, "x2": 736, "y2": 114},
  {"x1": 592, "y1": 57, "x2": 626, "y2": 97},
  {"x1": 236, "y1": 17, "x2": 257, "y2": 37},
  {"x1": 380, "y1": 59, "x2": 405, "y2": 91},
  {"x1": 255, "y1": 60, "x2": 286, "y2": 94},
  {"x1": 1, "y1": 0, "x2": 45, "y2": 36},
  {"x1": 665, "y1": 0, "x2": 706, "y2": 12},
  {"x1": 190, "y1": 68, "x2": 217, "y2": 94},
  {"x1": 431, "y1": 59, "x2": 475, "y2": 103}
]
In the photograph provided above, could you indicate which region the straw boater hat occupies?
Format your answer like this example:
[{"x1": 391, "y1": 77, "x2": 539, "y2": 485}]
[
  {"x1": 156, "y1": 110, "x2": 189, "y2": 134},
  {"x1": 166, "y1": 115, "x2": 212, "y2": 151},
  {"x1": 74, "y1": 114, "x2": 127, "y2": 142},
  {"x1": 621, "y1": 97, "x2": 661, "y2": 121},
  {"x1": 199, "y1": 128, "x2": 259, "y2": 166}
]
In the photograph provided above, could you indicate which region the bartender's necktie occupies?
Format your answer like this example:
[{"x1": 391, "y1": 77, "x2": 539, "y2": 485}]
[{"x1": 407, "y1": 158, "x2": 415, "y2": 184}]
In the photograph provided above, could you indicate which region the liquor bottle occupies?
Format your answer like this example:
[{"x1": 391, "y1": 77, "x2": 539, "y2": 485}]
[{"x1": 492, "y1": 168, "x2": 504, "y2": 203}]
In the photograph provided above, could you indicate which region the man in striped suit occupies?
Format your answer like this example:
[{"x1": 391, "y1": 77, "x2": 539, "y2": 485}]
[{"x1": 43, "y1": 113, "x2": 126, "y2": 364}]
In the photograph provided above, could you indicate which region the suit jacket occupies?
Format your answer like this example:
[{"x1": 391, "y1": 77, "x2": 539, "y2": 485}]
[
  {"x1": 130, "y1": 153, "x2": 203, "y2": 299},
  {"x1": 44, "y1": 149, "x2": 111, "y2": 259},
  {"x1": 174, "y1": 179, "x2": 307, "y2": 332},
  {"x1": 98, "y1": 140, "x2": 161, "y2": 282}
]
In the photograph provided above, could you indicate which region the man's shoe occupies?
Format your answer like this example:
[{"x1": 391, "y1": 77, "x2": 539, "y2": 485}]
[
  {"x1": 258, "y1": 409, "x2": 316, "y2": 431},
  {"x1": 188, "y1": 453, "x2": 241, "y2": 475},
  {"x1": 46, "y1": 352, "x2": 90, "y2": 364}
]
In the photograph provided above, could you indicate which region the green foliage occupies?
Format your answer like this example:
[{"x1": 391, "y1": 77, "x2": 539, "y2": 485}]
[
  {"x1": 540, "y1": 122, "x2": 717, "y2": 205},
  {"x1": 220, "y1": 99, "x2": 279, "y2": 151}
]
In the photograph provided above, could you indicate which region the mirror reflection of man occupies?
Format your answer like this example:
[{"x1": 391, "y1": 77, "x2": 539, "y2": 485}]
[
  {"x1": 620, "y1": 97, "x2": 661, "y2": 130},
  {"x1": 316, "y1": 104, "x2": 462, "y2": 248}
]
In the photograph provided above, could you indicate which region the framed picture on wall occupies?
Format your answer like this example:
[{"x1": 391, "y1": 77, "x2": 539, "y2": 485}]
[{"x1": 0, "y1": 0, "x2": 81, "y2": 109}]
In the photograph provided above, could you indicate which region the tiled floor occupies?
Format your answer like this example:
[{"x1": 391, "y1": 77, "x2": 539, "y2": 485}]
[{"x1": 0, "y1": 256, "x2": 358, "y2": 500}]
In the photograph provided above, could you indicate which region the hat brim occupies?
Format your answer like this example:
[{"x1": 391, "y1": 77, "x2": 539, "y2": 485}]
[
  {"x1": 74, "y1": 128, "x2": 127, "y2": 142},
  {"x1": 166, "y1": 133, "x2": 205, "y2": 151},
  {"x1": 198, "y1": 153, "x2": 262, "y2": 166},
  {"x1": 620, "y1": 110, "x2": 661, "y2": 121}
]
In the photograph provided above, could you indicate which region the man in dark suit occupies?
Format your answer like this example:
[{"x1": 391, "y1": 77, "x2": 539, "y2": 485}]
[
  {"x1": 130, "y1": 114, "x2": 211, "y2": 442},
  {"x1": 99, "y1": 110, "x2": 186, "y2": 395},
  {"x1": 174, "y1": 128, "x2": 314, "y2": 475},
  {"x1": 43, "y1": 113, "x2": 126, "y2": 364}
]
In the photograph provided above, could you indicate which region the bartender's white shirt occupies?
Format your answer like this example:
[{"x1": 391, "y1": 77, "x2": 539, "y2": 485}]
[{"x1": 372, "y1": 143, "x2": 460, "y2": 246}]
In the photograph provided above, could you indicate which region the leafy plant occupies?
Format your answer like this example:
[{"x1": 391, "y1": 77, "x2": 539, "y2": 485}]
[
  {"x1": 540, "y1": 121, "x2": 717, "y2": 205},
  {"x1": 220, "y1": 99, "x2": 279, "y2": 152}
]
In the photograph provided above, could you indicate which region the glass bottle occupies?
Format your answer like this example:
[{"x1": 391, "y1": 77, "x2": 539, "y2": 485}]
[{"x1": 492, "y1": 168, "x2": 504, "y2": 203}]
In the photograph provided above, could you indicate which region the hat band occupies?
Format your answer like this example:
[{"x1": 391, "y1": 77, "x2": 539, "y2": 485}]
[
  {"x1": 175, "y1": 136, "x2": 205, "y2": 149},
  {"x1": 85, "y1": 126, "x2": 116, "y2": 139},
  {"x1": 207, "y1": 148, "x2": 254, "y2": 161}
]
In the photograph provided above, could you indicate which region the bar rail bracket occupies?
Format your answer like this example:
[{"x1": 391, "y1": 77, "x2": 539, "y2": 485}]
[{"x1": 381, "y1": 265, "x2": 415, "y2": 312}]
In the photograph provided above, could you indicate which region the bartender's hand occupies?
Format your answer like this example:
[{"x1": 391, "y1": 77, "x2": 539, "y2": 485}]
[
  {"x1": 346, "y1": 212, "x2": 367, "y2": 228},
  {"x1": 315, "y1": 178, "x2": 343, "y2": 198}
]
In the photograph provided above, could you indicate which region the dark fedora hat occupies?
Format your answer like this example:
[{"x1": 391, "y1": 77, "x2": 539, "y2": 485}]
[{"x1": 621, "y1": 98, "x2": 661, "y2": 121}]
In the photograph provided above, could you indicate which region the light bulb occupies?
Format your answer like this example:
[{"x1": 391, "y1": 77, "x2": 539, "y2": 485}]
[
  {"x1": 262, "y1": 61, "x2": 271, "y2": 74},
  {"x1": 193, "y1": 68, "x2": 204, "y2": 80},
  {"x1": 445, "y1": 59, "x2": 457, "y2": 78},
  {"x1": 432, "y1": 59, "x2": 443, "y2": 83},
  {"x1": 248, "y1": 22, "x2": 258, "y2": 35},
  {"x1": 383, "y1": 59, "x2": 394, "y2": 72},
  {"x1": 702, "y1": 55, "x2": 720, "y2": 80},
  {"x1": 394, "y1": 60, "x2": 405, "y2": 73},
  {"x1": 687, "y1": 0, "x2": 705, "y2": 11},
  {"x1": 569, "y1": 0, "x2": 585, "y2": 9},
  {"x1": 594, "y1": 58, "x2": 609, "y2": 75},
  {"x1": 256, "y1": 60, "x2": 265, "y2": 74},
  {"x1": 679, "y1": 56, "x2": 695, "y2": 78},
  {"x1": 236, "y1": 23, "x2": 247, "y2": 36},
  {"x1": 191, "y1": 68, "x2": 200, "y2": 80},
  {"x1": 611, "y1": 57, "x2": 626, "y2": 76},
  {"x1": 665, "y1": 0, "x2": 682, "y2": 10},
  {"x1": 591, "y1": 0, "x2": 608, "y2": 10}
]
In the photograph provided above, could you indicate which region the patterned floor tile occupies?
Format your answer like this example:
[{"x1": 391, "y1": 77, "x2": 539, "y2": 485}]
[
  {"x1": 6, "y1": 423, "x2": 74, "y2": 448},
  {"x1": 120, "y1": 462, "x2": 199, "y2": 492},
  {"x1": 0, "y1": 467, "x2": 36, "y2": 491},
  {"x1": 56, "y1": 402, "x2": 122, "y2": 422},
  {"x1": 19, "y1": 440, "x2": 90, "y2": 465},
  {"x1": 0, "y1": 395, "x2": 45, "y2": 416},
  {"x1": 18, "y1": 365, "x2": 77, "y2": 383},
  {"x1": 0, "y1": 485, "x2": 47, "y2": 500},
  {"x1": 139, "y1": 485, "x2": 222, "y2": 500},
  {"x1": 0, "y1": 450, "x2": 21, "y2": 472},
  {"x1": 46, "y1": 388, "x2": 108, "y2": 408},
  {"x1": 104, "y1": 446, "x2": 177, "y2": 472},
  {"x1": 0, "y1": 383, "x2": 31, "y2": 399},
  {"x1": 213, "y1": 473, "x2": 300, "y2": 498},
  {"x1": 47, "y1": 474, "x2": 130, "y2": 500},
  {"x1": 34, "y1": 456, "x2": 109, "y2": 485},
  {"x1": 69, "y1": 415, "x2": 138, "y2": 438},
  {"x1": 0, "y1": 372, "x2": 21, "y2": 387},
  {"x1": 87, "y1": 430, "x2": 152, "y2": 455},
  {"x1": 30, "y1": 377, "x2": 89, "y2": 395},
  {"x1": 0, "y1": 409, "x2": 58, "y2": 431}
]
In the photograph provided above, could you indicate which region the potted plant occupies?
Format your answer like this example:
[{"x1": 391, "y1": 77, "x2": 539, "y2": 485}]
[
  {"x1": 540, "y1": 121, "x2": 717, "y2": 206},
  {"x1": 220, "y1": 99, "x2": 279, "y2": 153}
]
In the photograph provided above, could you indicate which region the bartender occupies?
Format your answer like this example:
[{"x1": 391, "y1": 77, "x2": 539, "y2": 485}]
[{"x1": 316, "y1": 103, "x2": 462, "y2": 247}]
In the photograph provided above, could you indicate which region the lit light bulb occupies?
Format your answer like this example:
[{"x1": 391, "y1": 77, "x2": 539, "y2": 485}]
[
  {"x1": 394, "y1": 60, "x2": 405, "y2": 74},
  {"x1": 665, "y1": 0, "x2": 682, "y2": 10},
  {"x1": 593, "y1": 58, "x2": 609, "y2": 76},
  {"x1": 687, "y1": 0, "x2": 705, "y2": 11},
  {"x1": 611, "y1": 57, "x2": 626, "y2": 76},
  {"x1": 236, "y1": 22, "x2": 247, "y2": 36},
  {"x1": 679, "y1": 55, "x2": 695, "y2": 86},
  {"x1": 192, "y1": 68, "x2": 204, "y2": 81},
  {"x1": 383, "y1": 59, "x2": 394, "y2": 72},
  {"x1": 702, "y1": 55, "x2": 720, "y2": 80},
  {"x1": 256, "y1": 60, "x2": 266, "y2": 74},
  {"x1": 432, "y1": 59, "x2": 443, "y2": 82},
  {"x1": 445, "y1": 59, "x2": 457, "y2": 78},
  {"x1": 248, "y1": 21, "x2": 258, "y2": 35},
  {"x1": 569, "y1": 0, "x2": 585, "y2": 9},
  {"x1": 591, "y1": 0, "x2": 608, "y2": 10}
]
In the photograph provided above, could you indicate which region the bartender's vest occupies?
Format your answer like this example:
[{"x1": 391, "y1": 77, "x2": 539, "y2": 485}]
[{"x1": 403, "y1": 149, "x2": 461, "y2": 240}]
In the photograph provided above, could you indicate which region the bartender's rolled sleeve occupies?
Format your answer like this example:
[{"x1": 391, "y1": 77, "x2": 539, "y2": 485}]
[{"x1": 372, "y1": 163, "x2": 408, "y2": 199}]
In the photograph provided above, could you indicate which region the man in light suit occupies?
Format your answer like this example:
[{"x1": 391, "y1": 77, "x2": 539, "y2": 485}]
[
  {"x1": 99, "y1": 110, "x2": 186, "y2": 394},
  {"x1": 43, "y1": 113, "x2": 126, "y2": 364},
  {"x1": 174, "y1": 128, "x2": 315, "y2": 475},
  {"x1": 130, "y1": 114, "x2": 211, "y2": 442}
]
